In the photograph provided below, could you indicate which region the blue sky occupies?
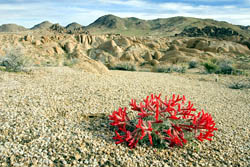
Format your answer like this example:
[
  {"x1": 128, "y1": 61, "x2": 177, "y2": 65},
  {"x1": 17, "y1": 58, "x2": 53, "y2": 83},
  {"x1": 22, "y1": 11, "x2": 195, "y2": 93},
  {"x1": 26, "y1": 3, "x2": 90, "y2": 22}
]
[{"x1": 0, "y1": 0, "x2": 249, "y2": 28}]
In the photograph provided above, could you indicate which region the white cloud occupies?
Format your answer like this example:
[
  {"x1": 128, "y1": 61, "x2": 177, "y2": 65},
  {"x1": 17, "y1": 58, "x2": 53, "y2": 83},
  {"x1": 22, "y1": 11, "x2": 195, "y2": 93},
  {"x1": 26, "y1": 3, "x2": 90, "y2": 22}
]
[
  {"x1": 159, "y1": 3, "x2": 195, "y2": 11},
  {"x1": 98, "y1": 0, "x2": 147, "y2": 7}
]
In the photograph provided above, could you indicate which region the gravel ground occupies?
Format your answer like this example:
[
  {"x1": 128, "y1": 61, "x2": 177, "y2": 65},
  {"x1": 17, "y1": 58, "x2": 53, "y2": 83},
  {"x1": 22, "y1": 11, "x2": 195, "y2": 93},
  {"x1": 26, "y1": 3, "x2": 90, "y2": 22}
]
[{"x1": 0, "y1": 67, "x2": 249, "y2": 167}]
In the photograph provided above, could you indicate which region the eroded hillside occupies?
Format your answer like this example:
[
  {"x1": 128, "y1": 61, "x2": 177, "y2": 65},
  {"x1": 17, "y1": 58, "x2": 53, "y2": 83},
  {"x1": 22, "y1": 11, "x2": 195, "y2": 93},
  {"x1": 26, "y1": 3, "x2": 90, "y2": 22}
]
[{"x1": 0, "y1": 29, "x2": 250, "y2": 74}]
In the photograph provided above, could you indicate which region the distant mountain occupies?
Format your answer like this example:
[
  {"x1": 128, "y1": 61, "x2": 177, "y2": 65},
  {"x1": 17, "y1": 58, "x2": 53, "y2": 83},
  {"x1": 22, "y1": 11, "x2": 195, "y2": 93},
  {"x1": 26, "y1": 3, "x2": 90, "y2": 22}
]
[
  {"x1": 65, "y1": 22, "x2": 83, "y2": 31},
  {"x1": 86, "y1": 14, "x2": 150, "y2": 30},
  {"x1": 85, "y1": 14, "x2": 250, "y2": 38},
  {"x1": 0, "y1": 24, "x2": 27, "y2": 32},
  {"x1": 31, "y1": 21, "x2": 53, "y2": 30},
  {"x1": 49, "y1": 23, "x2": 67, "y2": 33},
  {"x1": 238, "y1": 25, "x2": 250, "y2": 34},
  {"x1": 0, "y1": 15, "x2": 249, "y2": 39}
]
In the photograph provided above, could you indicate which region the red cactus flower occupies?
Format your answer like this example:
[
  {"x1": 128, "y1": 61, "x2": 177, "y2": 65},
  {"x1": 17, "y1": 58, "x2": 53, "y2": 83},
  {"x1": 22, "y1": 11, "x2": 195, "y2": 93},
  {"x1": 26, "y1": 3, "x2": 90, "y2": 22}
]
[{"x1": 109, "y1": 94, "x2": 217, "y2": 149}]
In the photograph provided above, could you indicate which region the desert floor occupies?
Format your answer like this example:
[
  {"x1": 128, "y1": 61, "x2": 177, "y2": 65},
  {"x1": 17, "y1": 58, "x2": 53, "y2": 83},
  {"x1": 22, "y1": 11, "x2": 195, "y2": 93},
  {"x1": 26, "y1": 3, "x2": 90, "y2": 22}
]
[{"x1": 0, "y1": 67, "x2": 249, "y2": 167}]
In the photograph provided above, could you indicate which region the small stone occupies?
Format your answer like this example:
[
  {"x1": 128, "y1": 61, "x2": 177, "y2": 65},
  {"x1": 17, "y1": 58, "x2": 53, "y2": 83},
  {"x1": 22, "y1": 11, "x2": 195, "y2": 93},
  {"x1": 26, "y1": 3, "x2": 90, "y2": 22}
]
[{"x1": 75, "y1": 153, "x2": 81, "y2": 160}]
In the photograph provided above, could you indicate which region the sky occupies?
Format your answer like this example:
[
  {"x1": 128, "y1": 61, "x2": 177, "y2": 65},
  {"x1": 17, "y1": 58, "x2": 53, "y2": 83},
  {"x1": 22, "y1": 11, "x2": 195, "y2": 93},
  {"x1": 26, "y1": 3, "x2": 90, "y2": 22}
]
[{"x1": 0, "y1": 0, "x2": 249, "y2": 28}]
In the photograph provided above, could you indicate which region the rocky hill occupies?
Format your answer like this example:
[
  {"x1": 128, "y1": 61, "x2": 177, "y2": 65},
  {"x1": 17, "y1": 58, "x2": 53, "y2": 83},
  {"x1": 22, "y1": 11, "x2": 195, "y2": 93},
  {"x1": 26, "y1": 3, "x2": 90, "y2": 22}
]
[
  {"x1": 65, "y1": 22, "x2": 83, "y2": 31},
  {"x1": 31, "y1": 21, "x2": 53, "y2": 30},
  {"x1": 0, "y1": 30, "x2": 249, "y2": 74},
  {"x1": 0, "y1": 24, "x2": 27, "y2": 32},
  {"x1": 0, "y1": 15, "x2": 249, "y2": 38},
  {"x1": 176, "y1": 26, "x2": 242, "y2": 40},
  {"x1": 85, "y1": 15, "x2": 250, "y2": 38}
]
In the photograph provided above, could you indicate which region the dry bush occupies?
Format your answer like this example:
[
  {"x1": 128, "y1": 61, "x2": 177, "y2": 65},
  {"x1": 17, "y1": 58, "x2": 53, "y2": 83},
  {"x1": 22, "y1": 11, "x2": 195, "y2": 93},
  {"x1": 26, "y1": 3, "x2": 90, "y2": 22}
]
[
  {"x1": 153, "y1": 64, "x2": 186, "y2": 73},
  {"x1": 229, "y1": 78, "x2": 250, "y2": 89},
  {"x1": 0, "y1": 48, "x2": 29, "y2": 72},
  {"x1": 109, "y1": 61, "x2": 137, "y2": 71},
  {"x1": 188, "y1": 60, "x2": 199, "y2": 69}
]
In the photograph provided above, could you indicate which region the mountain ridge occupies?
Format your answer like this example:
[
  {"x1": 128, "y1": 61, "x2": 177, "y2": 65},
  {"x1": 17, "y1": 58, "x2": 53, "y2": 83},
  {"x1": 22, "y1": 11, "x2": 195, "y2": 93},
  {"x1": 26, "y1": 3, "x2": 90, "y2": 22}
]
[
  {"x1": 0, "y1": 15, "x2": 249, "y2": 38},
  {"x1": 0, "y1": 24, "x2": 27, "y2": 32},
  {"x1": 85, "y1": 15, "x2": 250, "y2": 37},
  {"x1": 31, "y1": 21, "x2": 53, "y2": 30}
]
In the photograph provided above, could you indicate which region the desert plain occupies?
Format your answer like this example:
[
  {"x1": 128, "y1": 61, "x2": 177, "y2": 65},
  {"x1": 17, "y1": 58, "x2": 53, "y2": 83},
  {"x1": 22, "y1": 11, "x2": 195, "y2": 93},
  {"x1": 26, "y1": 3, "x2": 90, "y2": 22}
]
[{"x1": 0, "y1": 15, "x2": 250, "y2": 166}]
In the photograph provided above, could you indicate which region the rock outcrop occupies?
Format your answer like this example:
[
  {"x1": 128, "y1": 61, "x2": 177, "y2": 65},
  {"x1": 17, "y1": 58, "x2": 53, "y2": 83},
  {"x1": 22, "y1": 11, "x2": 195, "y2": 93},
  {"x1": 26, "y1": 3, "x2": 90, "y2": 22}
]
[
  {"x1": 1, "y1": 30, "x2": 249, "y2": 73},
  {"x1": 0, "y1": 24, "x2": 27, "y2": 32},
  {"x1": 176, "y1": 26, "x2": 242, "y2": 40}
]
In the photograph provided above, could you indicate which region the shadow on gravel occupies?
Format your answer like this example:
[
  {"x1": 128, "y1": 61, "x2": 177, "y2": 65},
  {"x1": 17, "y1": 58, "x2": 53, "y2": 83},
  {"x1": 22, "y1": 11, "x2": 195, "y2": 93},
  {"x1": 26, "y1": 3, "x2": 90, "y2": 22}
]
[{"x1": 80, "y1": 113, "x2": 115, "y2": 143}]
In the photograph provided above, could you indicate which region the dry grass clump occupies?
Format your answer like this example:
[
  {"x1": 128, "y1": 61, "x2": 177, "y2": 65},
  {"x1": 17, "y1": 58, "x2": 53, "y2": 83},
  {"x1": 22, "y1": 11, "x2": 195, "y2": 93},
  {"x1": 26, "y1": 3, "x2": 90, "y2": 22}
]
[
  {"x1": 229, "y1": 78, "x2": 250, "y2": 89},
  {"x1": 0, "y1": 48, "x2": 29, "y2": 72},
  {"x1": 153, "y1": 64, "x2": 187, "y2": 73},
  {"x1": 108, "y1": 61, "x2": 137, "y2": 71},
  {"x1": 188, "y1": 60, "x2": 199, "y2": 69},
  {"x1": 202, "y1": 58, "x2": 246, "y2": 75}
]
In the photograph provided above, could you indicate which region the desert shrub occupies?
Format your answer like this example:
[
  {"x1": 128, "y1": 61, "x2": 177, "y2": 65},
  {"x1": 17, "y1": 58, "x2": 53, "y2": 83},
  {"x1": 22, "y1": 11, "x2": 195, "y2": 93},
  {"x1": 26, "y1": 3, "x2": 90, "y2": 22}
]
[
  {"x1": 153, "y1": 65, "x2": 172, "y2": 73},
  {"x1": 172, "y1": 65, "x2": 187, "y2": 73},
  {"x1": 188, "y1": 60, "x2": 198, "y2": 69},
  {"x1": 235, "y1": 63, "x2": 250, "y2": 70},
  {"x1": 66, "y1": 52, "x2": 78, "y2": 59},
  {"x1": 229, "y1": 79, "x2": 250, "y2": 89},
  {"x1": 63, "y1": 58, "x2": 78, "y2": 67},
  {"x1": 218, "y1": 60, "x2": 234, "y2": 74},
  {"x1": 203, "y1": 61, "x2": 219, "y2": 74},
  {"x1": 109, "y1": 62, "x2": 137, "y2": 71},
  {"x1": 153, "y1": 64, "x2": 186, "y2": 73},
  {"x1": 202, "y1": 58, "x2": 245, "y2": 75},
  {"x1": 0, "y1": 49, "x2": 28, "y2": 72},
  {"x1": 210, "y1": 57, "x2": 219, "y2": 64}
]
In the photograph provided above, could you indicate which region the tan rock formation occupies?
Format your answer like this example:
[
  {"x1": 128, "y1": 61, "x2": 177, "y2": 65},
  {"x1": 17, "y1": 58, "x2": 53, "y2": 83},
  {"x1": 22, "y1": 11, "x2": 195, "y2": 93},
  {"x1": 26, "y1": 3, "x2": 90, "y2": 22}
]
[
  {"x1": 33, "y1": 40, "x2": 42, "y2": 46},
  {"x1": 24, "y1": 35, "x2": 33, "y2": 42},
  {"x1": 169, "y1": 44, "x2": 179, "y2": 51},
  {"x1": 64, "y1": 42, "x2": 75, "y2": 53},
  {"x1": 98, "y1": 40, "x2": 122, "y2": 57},
  {"x1": 75, "y1": 59, "x2": 109, "y2": 74},
  {"x1": 120, "y1": 53, "x2": 135, "y2": 61},
  {"x1": 144, "y1": 51, "x2": 153, "y2": 61},
  {"x1": 153, "y1": 51, "x2": 162, "y2": 60},
  {"x1": 53, "y1": 46, "x2": 64, "y2": 55}
]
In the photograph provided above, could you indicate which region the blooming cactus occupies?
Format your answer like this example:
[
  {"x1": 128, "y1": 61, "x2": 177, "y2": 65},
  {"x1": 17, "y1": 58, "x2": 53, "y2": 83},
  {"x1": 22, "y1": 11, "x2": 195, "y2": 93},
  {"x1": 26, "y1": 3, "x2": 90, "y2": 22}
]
[{"x1": 109, "y1": 94, "x2": 217, "y2": 149}]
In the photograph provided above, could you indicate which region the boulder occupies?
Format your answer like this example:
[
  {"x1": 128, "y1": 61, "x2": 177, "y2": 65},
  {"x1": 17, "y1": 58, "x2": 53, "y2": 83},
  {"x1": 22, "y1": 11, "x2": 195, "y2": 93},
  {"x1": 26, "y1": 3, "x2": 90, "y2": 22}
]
[
  {"x1": 64, "y1": 42, "x2": 75, "y2": 53},
  {"x1": 53, "y1": 46, "x2": 64, "y2": 54},
  {"x1": 24, "y1": 35, "x2": 33, "y2": 42},
  {"x1": 120, "y1": 53, "x2": 135, "y2": 61},
  {"x1": 98, "y1": 40, "x2": 123, "y2": 56},
  {"x1": 33, "y1": 40, "x2": 41, "y2": 46},
  {"x1": 150, "y1": 59, "x2": 160, "y2": 66},
  {"x1": 159, "y1": 50, "x2": 190, "y2": 63},
  {"x1": 114, "y1": 36, "x2": 131, "y2": 48},
  {"x1": 75, "y1": 59, "x2": 109, "y2": 74},
  {"x1": 179, "y1": 47, "x2": 202, "y2": 54},
  {"x1": 153, "y1": 51, "x2": 162, "y2": 60},
  {"x1": 144, "y1": 52, "x2": 153, "y2": 61},
  {"x1": 168, "y1": 44, "x2": 179, "y2": 51}
]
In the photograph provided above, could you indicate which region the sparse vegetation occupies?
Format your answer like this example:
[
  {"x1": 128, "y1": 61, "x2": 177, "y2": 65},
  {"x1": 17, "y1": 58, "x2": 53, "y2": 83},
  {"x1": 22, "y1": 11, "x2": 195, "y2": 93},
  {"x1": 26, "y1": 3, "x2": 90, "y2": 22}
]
[
  {"x1": 153, "y1": 64, "x2": 186, "y2": 73},
  {"x1": 188, "y1": 60, "x2": 199, "y2": 69},
  {"x1": 109, "y1": 61, "x2": 137, "y2": 71},
  {"x1": 218, "y1": 60, "x2": 234, "y2": 74},
  {"x1": 153, "y1": 65, "x2": 172, "y2": 73},
  {"x1": 229, "y1": 79, "x2": 250, "y2": 89},
  {"x1": 202, "y1": 58, "x2": 246, "y2": 75},
  {"x1": 63, "y1": 58, "x2": 78, "y2": 67},
  {"x1": 0, "y1": 49, "x2": 29, "y2": 72},
  {"x1": 172, "y1": 65, "x2": 187, "y2": 73},
  {"x1": 203, "y1": 61, "x2": 219, "y2": 74}
]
